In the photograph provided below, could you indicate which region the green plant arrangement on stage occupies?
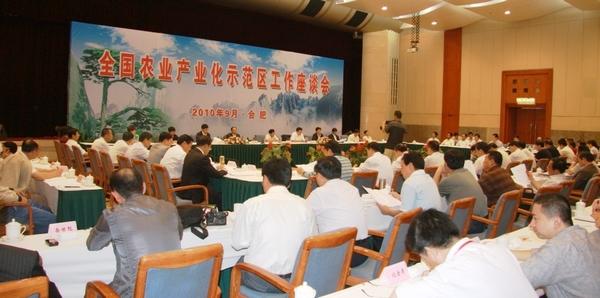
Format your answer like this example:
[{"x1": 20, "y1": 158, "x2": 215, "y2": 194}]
[
  {"x1": 260, "y1": 143, "x2": 292, "y2": 164},
  {"x1": 347, "y1": 143, "x2": 367, "y2": 167},
  {"x1": 306, "y1": 146, "x2": 325, "y2": 162}
]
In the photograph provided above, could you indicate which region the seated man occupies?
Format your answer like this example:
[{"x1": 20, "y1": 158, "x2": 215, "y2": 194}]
[
  {"x1": 311, "y1": 127, "x2": 323, "y2": 141},
  {"x1": 232, "y1": 158, "x2": 316, "y2": 293},
  {"x1": 264, "y1": 129, "x2": 279, "y2": 143},
  {"x1": 394, "y1": 209, "x2": 536, "y2": 297},
  {"x1": 290, "y1": 127, "x2": 305, "y2": 142},
  {"x1": 572, "y1": 151, "x2": 598, "y2": 190},
  {"x1": 507, "y1": 140, "x2": 529, "y2": 164},
  {"x1": 434, "y1": 149, "x2": 488, "y2": 233},
  {"x1": 391, "y1": 143, "x2": 408, "y2": 171},
  {"x1": 0, "y1": 141, "x2": 31, "y2": 192},
  {"x1": 479, "y1": 151, "x2": 522, "y2": 206},
  {"x1": 423, "y1": 140, "x2": 444, "y2": 169},
  {"x1": 377, "y1": 152, "x2": 446, "y2": 217},
  {"x1": 198, "y1": 123, "x2": 211, "y2": 139},
  {"x1": 346, "y1": 129, "x2": 361, "y2": 143},
  {"x1": 521, "y1": 193, "x2": 600, "y2": 297},
  {"x1": 328, "y1": 127, "x2": 340, "y2": 142},
  {"x1": 528, "y1": 157, "x2": 568, "y2": 190},
  {"x1": 488, "y1": 143, "x2": 510, "y2": 169},
  {"x1": 179, "y1": 135, "x2": 227, "y2": 207},
  {"x1": 307, "y1": 156, "x2": 371, "y2": 267},
  {"x1": 1, "y1": 186, "x2": 55, "y2": 234},
  {"x1": 223, "y1": 126, "x2": 241, "y2": 143},
  {"x1": 87, "y1": 169, "x2": 182, "y2": 297},
  {"x1": 160, "y1": 134, "x2": 193, "y2": 180},
  {"x1": 125, "y1": 131, "x2": 152, "y2": 160},
  {"x1": 358, "y1": 142, "x2": 393, "y2": 187},
  {"x1": 109, "y1": 131, "x2": 134, "y2": 163},
  {"x1": 296, "y1": 140, "x2": 353, "y2": 182},
  {"x1": 91, "y1": 127, "x2": 113, "y2": 153},
  {"x1": 147, "y1": 131, "x2": 173, "y2": 164},
  {"x1": 472, "y1": 141, "x2": 490, "y2": 176},
  {"x1": 66, "y1": 127, "x2": 86, "y2": 156},
  {"x1": 557, "y1": 138, "x2": 576, "y2": 164},
  {"x1": 167, "y1": 126, "x2": 178, "y2": 141}
]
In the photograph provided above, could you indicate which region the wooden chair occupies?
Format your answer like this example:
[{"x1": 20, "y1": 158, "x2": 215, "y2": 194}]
[
  {"x1": 151, "y1": 163, "x2": 207, "y2": 205},
  {"x1": 424, "y1": 167, "x2": 437, "y2": 177},
  {"x1": 87, "y1": 149, "x2": 104, "y2": 188},
  {"x1": 71, "y1": 145, "x2": 88, "y2": 176},
  {"x1": 0, "y1": 276, "x2": 48, "y2": 298},
  {"x1": 0, "y1": 200, "x2": 34, "y2": 236},
  {"x1": 390, "y1": 170, "x2": 404, "y2": 193},
  {"x1": 517, "y1": 185, "x2": 562, "y2": 218},
  {"x1": 350, "y1": 171, "x2": 378, "y2": 195},
  {"x1": 87, "y1": 244, "x2": 224, "y2": 298},
  {"x1": 506, "y1": 161, "x2": 521, "y2": 170},
  {"x1": 60, "y1": 142, "x2": 74, "y2": 168},
  {"x1": 576, "y1": 176, "x2": 600, "y2": 206},
  {"x1": 303, "y1": 176, "x2": 318, "y2": 199},
  {"x1": 448, "y1": 197, "x2": 476, "y2": 237},
  {"x1": 346, "y1": 208, "x2": 422, "y2": 286},
  {"x1": 471, "y1": 189, "x2": 523, "y2": 239},
  {"x1": 132, "y1": 159, "x2": 154, "y2": 197},
  {"x1": 559, "y1": 179, "x2": 575, "y2": 201},
  {"x1": 523, "y1": 159, "x2": 533, "y2": 171},
  {"x1": 99, "y1": 151, "x2": 115, "y2": 192},
  {"x1": 117, "y1": 154, "x2": 132, "y2": 169},
  {"x1": 536, "y1": 158, "x2": 550, "y2": 172},
  {"x1": 231, "y1": 228, "x2": 357, "y2": 298},
  {"x1": 53, "y1": 140, "x2": 66, "y2": 164}
]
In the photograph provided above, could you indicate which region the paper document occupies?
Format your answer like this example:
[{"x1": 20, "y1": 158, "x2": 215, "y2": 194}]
[
  {"x1": 463, "y1": 160, "x2": 478, "y2": 180},
  {"x1": 363, "y1": 187, "x2": 402, "y2": 208},
  {"x1": 510, "y1": 164, "x2": 530, "y2": 188},
  {"x1": 296, "y1": 161, "x2": 316, "y2": 174}
]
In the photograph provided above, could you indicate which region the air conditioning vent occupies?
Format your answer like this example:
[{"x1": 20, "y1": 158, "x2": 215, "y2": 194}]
[{"x1": 300, "y1": 0, "x2": 326, "y2": 17}]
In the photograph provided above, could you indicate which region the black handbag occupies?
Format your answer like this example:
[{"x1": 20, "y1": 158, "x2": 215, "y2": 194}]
[
  {"x1": 177, "y1": 206, "x2": 209, "y2": 239},
  {"x1": 205, "y1": 208, "x2": 228, "y2": 226}
]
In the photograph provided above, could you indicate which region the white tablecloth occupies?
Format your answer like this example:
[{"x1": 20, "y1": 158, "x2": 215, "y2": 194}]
[
  {"x1": 2, "y1": 214, "x2": 244, "y2": 298},
  {"x1": 33, "y1": 177, "x2": 102, "y2": 214}
]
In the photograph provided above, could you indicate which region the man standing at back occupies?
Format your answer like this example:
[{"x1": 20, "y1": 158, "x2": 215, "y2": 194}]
[
  {"x1": 232, "y1": 158, "x2": 316, "y2": 293},
  {"x1": 383, "y1": 110, "x2": 406, "y2": 160},
  {"x1": 87, "y1": 169, "x2": 182, "y2": 298}
]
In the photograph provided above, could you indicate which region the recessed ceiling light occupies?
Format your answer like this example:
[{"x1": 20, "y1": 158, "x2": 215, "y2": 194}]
[
  {"x1": 431, "y1": 21, "x2": 438, "y2": 25},
  {"x1": 381, "y1": 6, "x2": 388, "y2": 11},
  {"x1": 504, "y1": 10, "x2": 511, "y2": 15}
]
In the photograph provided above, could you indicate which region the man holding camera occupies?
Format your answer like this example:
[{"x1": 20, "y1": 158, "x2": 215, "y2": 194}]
[{"x1": 382, "y1": 110, "x2": 407, "y2": 160}]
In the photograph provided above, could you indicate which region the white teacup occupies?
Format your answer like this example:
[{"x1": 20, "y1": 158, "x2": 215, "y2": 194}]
[
  {"x1": 67, "y1": 168, "x2": 76, "y2": 178},
  {"x1": 83, "y1": 175, "x2": 95, "y2": 186},
  {"x1": 41, "y1": 156, "x2": 49, "y2": 164},
  {"x1": 5, "y1": 219, "x2": 26, "y2": 242},
  {"x1": 294, "y1": 282, "x2": 316, "y2": 298}
]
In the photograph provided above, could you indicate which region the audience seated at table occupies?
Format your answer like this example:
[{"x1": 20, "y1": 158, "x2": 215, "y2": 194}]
[
  {"x1": 198, "y1": 123, "x2": 211, "y2": 139},
  {"x1": 147, "y1": 132, "x2": 173, "y2": 164},
  {"x1": 179, "y1": 135, "x2": 227, "y2": 207},
  {"x1": 521, "y1": 194, "x2": 600, "y2": 297},
  {"x1": 311, "y1": 127, "x2": 324, "y2": 141},
  {"x1": 306, "y1": 156, "x2": 371, "y2": 267},
  {"x1": 479, "y1": 151, "x2": 522, "y2": 206},
  {"x1": 167, "y1": 126, "x2": 178, "y2": 141},
  {"x1": 87, "y1": 168, "x2": 182, "y2": 298},
  {"x1": 426, "y1": 131, "x2": 440, "y2": 143},
  {"x1": 488, "y1": 142, "x2": 510, "y2": 169},
  {"x1": 507, "y1": 141, "x2": 529, "y2": 164},
  {"x1": 455, "y1": 134, "x2": 470, "y2": 147},
  {"x1": 346, "y1": 129, "x2": 361, "y2": 143},
  {"x1": 0, "y1": 141, "x2": 31, "y2": 192},
  {"x1": 440, "y1": 132, "x2": 455, "y2": 146},
  {"x1": 557, "y1": 138, "x2": 576, "y2": 164},
  {"x1": 489, "y1": 133, "x2": 503, "y2": 148},
  {"x1": 290, "y1": 127, "x2": 305, "y2": 142},
  {"x1": 66, "y1": 127, "x2": 86, "y2": 156},
  {"x1": 391, "y1": 143, "x2": 408, "y2": 171},
  {"x1": 528, "y1": 157, "x2": 568, "y2": 190},
  {"x1": 232, "y1": 158, "x2": 316, "y2": 293},
  {"x1": 160, "y1": 134, "x2": 193, "y2": 180},
  {"x1": 109, "y1": 131, "x2": 134, "y2": 163},
  {"x1": 22, "y1": 139, "x2": 61, "y2": 205},
  {"x1": 362, "y1": 130, "x2": 373, "y2": 143},
  {"x1": 91, "y1": 128, "x2": 113, "y2": 153},
  {"x1": 423, "y1": 140, "x2": 444, "y2": 169},
  {"x1": 433, "y1": 149, "x2": 488, "y2": 233},
  {"x1": 471, "y1": 142, "x2": 489, "y2": 176},
  {"x1": 264, "y1": 129, "x2": 279, "y2": 143},
  {"x1": 393, "y1": 209, "x2": 536, "y2": 298},
  {"x1": 358, "y1": 142, "x2": 393, "y2": 187},
  {"x1": 571, "y1": 151, "x2": 598, "y2": 190},
  {"x1": 329, "y1": 127, "x2": 340, "y2": 142},
  {"x1": 586, "y1": 140, "x2": 599, "y2": 157},
  {"x1": 377, "y1": 152, "x2": 445, "y2": 217},
  {"x1": 126, "y1": 124, "x2": 138, "y2": 141},
  {"x1": 297, "y1": 140, "x2": 353, "y2": 182},
  {"x1": 223, "y1": 126, "x2": 242, "y2": 143},
  {"x1": 125, "y1": 131, "x2": 152, "y2": 161},
  {"x1": 543, "y1": 138, "x2": 561, "y2": 158}
]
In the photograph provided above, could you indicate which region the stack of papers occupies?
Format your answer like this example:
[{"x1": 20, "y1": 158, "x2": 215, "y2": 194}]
[
  {"x1": 510, "y1": 164, "x2": 530, "y2": 188},
  {"x1": 363, "y1": 187, "x2": 402, "y2": 208}
]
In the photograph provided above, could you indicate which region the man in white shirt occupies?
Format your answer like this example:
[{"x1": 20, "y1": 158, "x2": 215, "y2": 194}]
[
  {"x1": 507, "y1": 141, "x2": 528, "y2": 164},
  {"x1": 307, "y1": 156, "x2": 371, "y2": 267},
  {"x1": 346, "y1": 129, "x2": 361, "y2": 143},
  {"x1": 264, "y1": 129, "x2": 279, "y2": 143},
  {"x1": 232, "y1": 158, "x2": 316, "y2": 293},
  {"x1": 557, "y1": 138, "x2": 576, "y2": 164},
  {"x1": 426, "y1": 131, "x2": 440, "y2": 143},
  {"x1": 358, "y1": 142, "x2": 393, "y2": 187},
  {"x1": 377, "y1": 152, "x2": 446, "y2": 217},
  {"x1": 391, "y1": 143, "x2": 408, "y2": 171},
  {"x1": 362, "y1": 130, "x2": 373, "y2": 143},
  {"x1": 160, "y1": 134, "x2": 193, "y2": 179},
  {"x1": 109, "y1": 131, "x2": 134, "y2": 163},
  {"x1": 424, "y1": 140, "x2": 444, "y2": 169},
  {"x1": 66, "y1": 128, "x2": 86, "y2": 155},
  {"x1": 490, "y1": 133, "x2": 504, "y2": 148},
  {"x1": 472, "y1": 142, "x2": 489, "y2": 176},
  {"x1": 488, "y1": 143, "x2": 510, "y2": 168},
  {"x1": 147, "y1": 132, "x2": 173, "y2": 164},
  {"x1": 91, "y1": 127, "x2": 113, "y2": 153},
  {"x1": 393, "y1": 209, "x2": 536, "y2": 298},
  {"x1": 528, "y1": 157, "x2": 568, "y2": 190},
  {"x1": 290, "y1": 127, "x2": 305, "y2": 142},
  {"x1": 126, "y1": 132, "x2": 152, "y2": 160}
]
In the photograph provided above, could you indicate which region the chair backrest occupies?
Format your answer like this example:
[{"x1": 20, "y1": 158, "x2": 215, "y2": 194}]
[
  {"x1": 0, "y1": 276, "x2": 48, "y2": 298},
  {"x1": 372, "y1": 208, "x2": 422, "y2": 277},
  {"x1": 290, "y1": 228, "x2": 357, "y2": 297},
  {"x1": 151, "y1": 163, "x2": 174, "y2": 203},
  {"x1": 536, "y1": 184, "x2": 562, "y2": 196},
  {"x1": 134, "y1": 244, "x2": 223, "y2": 298},
  {"x1": 559, "y1": 179, "x2": 575, "y2": 198},
  {"x1": 350, "y1": 171, "x2": 378, "y2": 195},
  {"x1": 99, "y1": 151, "x2": 115, "y2": 191},
  {"x1": 87, "y1": 148, "x2": 104, "y2": 187},
  {"x1": 303, "y1": 176, "x2": 318, "y2": 199},
  {"x1": 536, "y1": 158, "x2": 550, "y2": 172},
  {"x1": 486, "y1": 189, "x2": 523, "y2": 238},
  {"x1": 71, "y1": 145, "x2": 87, "y2": 176},
  {"x1": 423, "y1": 167, "x2": 437, "y2": 177},
  {"x1": 448, "y1": 197, "x2": 476, "y2": 237},
  {"x1": 390, "y1": 170, "x2": 404, "y2": 193},
  {"x1": 132, "y1": 159, "x2": 154, "y2": 197},
  {"x1": 61, "y1": 142, "x2": 74, "y2": 168},
  {"x1": 506, "y1": 161, "x2": 521, "y2": 170},
  {"x1": 281, "y1": 134, "x2": 291, "y2": 141},
  {"x1": 53, "y1": 140, "x2": 65, "y2": 164},
  {"x1": 117, "y1": 154, "x2": 132, "y2": 169},
  {"x1": 581, "y1": 176, "x2": 600, "y2": 206},
  {"x1": 523, "y1": 159, "x2": 533, "y2": 171}
]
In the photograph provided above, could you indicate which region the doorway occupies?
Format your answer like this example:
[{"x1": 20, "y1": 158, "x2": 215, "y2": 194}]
[{"x1": 500, "y1": 69, "x2": 552, "y2": 144}]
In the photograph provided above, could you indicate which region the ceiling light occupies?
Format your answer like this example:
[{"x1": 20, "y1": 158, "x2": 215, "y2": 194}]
[
  {"x1": 504, "y1": 10, "x2": 511, "y2": 15},
  {"x1": 381, "y1": 6, "x2": 388, "y2": 11},
  {"x1": 431, "y1": 21, "x2": 438, "y2": 26}
]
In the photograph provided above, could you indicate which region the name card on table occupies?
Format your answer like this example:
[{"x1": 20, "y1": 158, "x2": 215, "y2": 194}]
[
  {"x1": 48, "y1": 221, "x2": 78, "y2": 241},
  {"x1": 378, "y1": 261, "x2": 410, "y2": 285}
]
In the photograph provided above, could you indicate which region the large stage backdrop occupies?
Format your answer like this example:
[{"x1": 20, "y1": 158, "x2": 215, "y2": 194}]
[{"x1": 68, "y1": 21, "x2": 344, "y2": 141}]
